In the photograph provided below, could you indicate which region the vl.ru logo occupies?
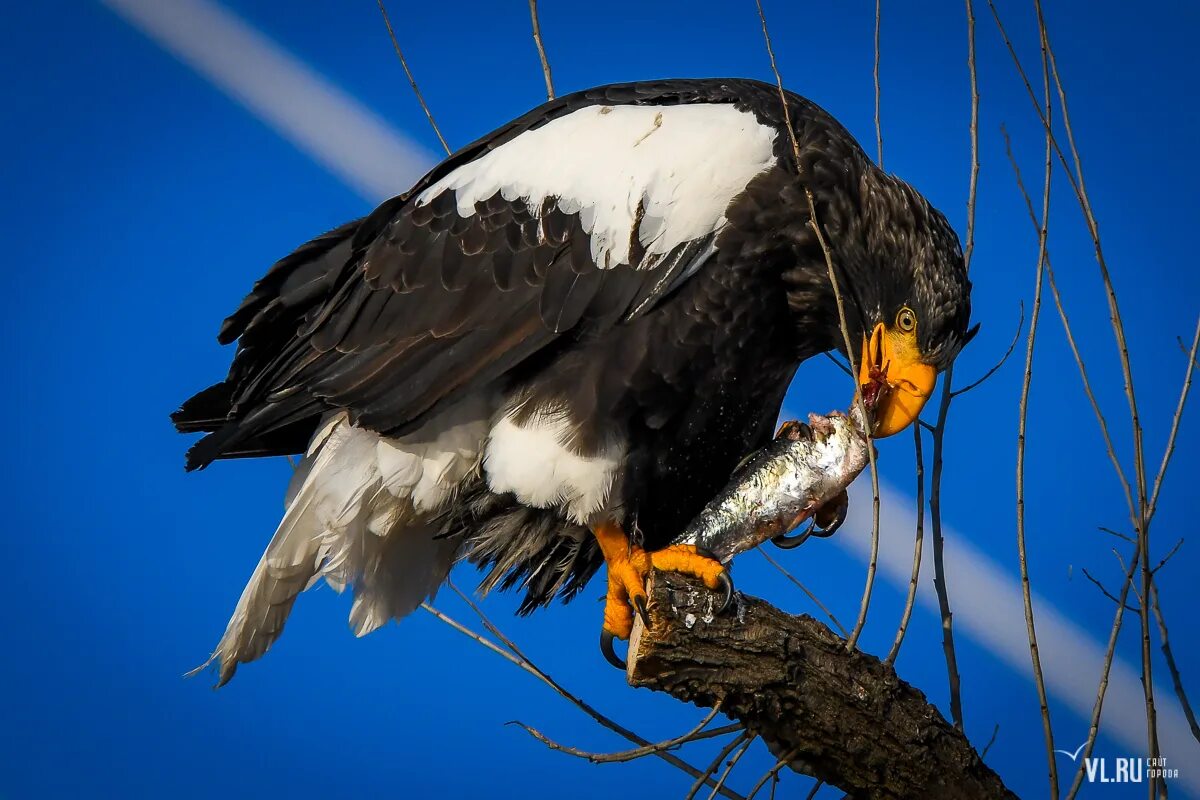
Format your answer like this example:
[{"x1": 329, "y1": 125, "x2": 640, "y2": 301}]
[{"x1": 1055, "y1": 742, "x2": 1180, "y2": 784}]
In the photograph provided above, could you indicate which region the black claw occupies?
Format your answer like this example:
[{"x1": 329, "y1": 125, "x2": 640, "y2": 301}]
[
  {"x1": 715, "y1": 571, "x2": 735, "y2": 614},
  {"x1": 600, "y1": 630, "x2": 626, "y2": 670},
  {"x1": 772, "y1": 524, "x2": 816, "y2": 549},
  {"x1": 634, "y1": 595, "x2": 651, "y2": 628},
  {"x1": 816, "y1": 496, "x2": 854, "y2": 534},
  {"x1": 691, "y1": 547, "x2": 734, "y2": 615},
  {"x1": 815, "y1": 504, "x2": 847, "y2": 538}
]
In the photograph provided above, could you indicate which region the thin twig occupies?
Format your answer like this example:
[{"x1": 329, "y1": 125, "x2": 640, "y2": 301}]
[
  {"x1": 527, "y1": 0, "x2": 555, "y2": 100},
  {"x1": 1065, "y1": 549, "x2": 1140, "y2": 799},
  {"x1": 1148, "y1": 315, "x2": 1200, "y2": 521},
  {"x1": 885, "y1": 422, "x2": 924, "y2": 664},
  {"x1": 1040, "y1": 4, "x2": 1160, "y2": 784},
  {"x1": 757, "y1": 547, "x2": 849, "y2": 637},
  {"x1": 963, "y1": 0, "x2": 980, "y2": 270},
  {"x1": 922, "y1": 0, "x2": 981, "y2": 731},
  {"x1": 1012, "y1": 17, "x2": 1058, "y2": 795},
  {"x1": 981, "y1": 723, "x2": 1001, "y2": 759},
  {"x1": 376, "y1": 0, "x2": 450, "y2": 156},
  {"x1": 950, "y1": 302, "x2": 1024, "y2": 397},
  {"x1": 431, "y1": 586, "x2": 746, "y2": 800},
  {"x1": 1081, "y1": 568, "x2": 1139, "y2": 612},
  {"x1": 508, "y1": 716, "x2": 744, "y2": 764},
  {"x1": 707, "y1": 735, "x2": 756, "y2": 800},
  {"x1": 1099, "y1": 526, "x2": 1136, "y2": 545},
  {"x1": 806, "y1": 186, "x2": 883, "y2": 652},
  {"x1": 1149, "y1": 581, "x2": 1200, "y2": 743},
  {"x1": 754, "y1": 0, "x2": 801, "y2": 167},
  {"x1": 1150, "y1": 539, "x2": 1185, "y2": 576},
  {"x1": 746, "y1": 748, "x2": 799, "y2": 800},
  {"x1": 1001, "y1": 126, "x2": 1136, "y2": 522},
  {"x1": 685, "y1": 731, "x2": 754, "y2": 800},
  {"x1": 873, "y1": 0, "x2": 883, "y2": 166},
  {"x1": 928, "y1": 375, "x2": 964, "y2": 730},
  {"x1": 755, "y1": 0, "x2": 881, "y2": 652},
  {"x1": 990, "y1": 0, "x2": 1151, "y2": 531},
  {"x1": 420, "y1": 602, "x2": 531, "y2": 672},
  {"x1": 1008, "y1": 116, "x2": 1176, "y2": 786},
  {"x1": 822, "y1": 350, "x2": 854, "y2": 378}
]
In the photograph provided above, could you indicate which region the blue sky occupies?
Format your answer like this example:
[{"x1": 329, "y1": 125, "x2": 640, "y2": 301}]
[{"x1": 2, "y1": 1, "x2": 1198, "y2": 797}]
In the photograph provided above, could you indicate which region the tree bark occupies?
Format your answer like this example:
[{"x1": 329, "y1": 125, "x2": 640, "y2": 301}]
[{"x1": 626, "y1": 572, "x2": 1018, "y2": 800}]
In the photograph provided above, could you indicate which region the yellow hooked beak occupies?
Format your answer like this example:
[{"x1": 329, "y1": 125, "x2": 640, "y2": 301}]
[{"x1": 857, "y1": 322, "x2": 937, "y2": 437}]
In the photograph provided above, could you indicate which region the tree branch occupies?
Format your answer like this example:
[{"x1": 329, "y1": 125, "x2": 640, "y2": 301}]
[
  {"x1": 627, "y1": 573, "x2": 1017, "y2": 800},
  {"x1": 527, "y1": 0, "x2": 555, "y2": 100}
]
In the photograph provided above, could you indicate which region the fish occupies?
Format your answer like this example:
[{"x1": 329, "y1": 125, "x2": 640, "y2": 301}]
[{"x1": 670, "y1": 405, "x2": 872, "y2": 563}]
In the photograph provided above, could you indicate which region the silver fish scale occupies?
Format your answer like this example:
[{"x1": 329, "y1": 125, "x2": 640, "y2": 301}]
[{"x1": 671, "y1": 410, "x2": 871, "y2": 563}]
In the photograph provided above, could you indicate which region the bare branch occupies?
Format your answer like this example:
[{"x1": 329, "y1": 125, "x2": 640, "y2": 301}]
[
  {"x1": 756, "y1": 547, "x2": 849, "y2": 637},
  {"x1": 981, "y1": 724, "x2": 1001, "y2": 759},
  {"x1": 685, "y1": 731, "x2": 754, "y2": 800},
  {"x1": 1001, "y1": 125, "x2": 1136, "y2": 521},
  {"x1": 1148, "y1": 315, "x2": 1200, "y2": 521},
  {"x1": 1013, "y1": 2, "x2": 1162, "y2": 779},
  {"x1": 822, "y1": 350, "x2": 854, "y2": 378},
  {"x1": 1149, "y1": 538, "x2": 1184, "y2": 576},
  {"x1": 746, "y1": 748, "x2": 800, "y2": 800},
  {"x1": 873, "y1": 0, "x2": 883, "y2": 166},
  {"x1": 507, "y1": 712, "x2": 744, "y2": 764},
  {"x1": 950, "y1": 302, "x2": 1024, "y2": 397},
  {"x1": 753, "y1": 0, "x2": 801, "y2": 167},
  {"x1": 706, "y1": 734, "x2": 756, "y2": 800},
  {"x1": 929, "y1": 378, "x2": 965, "y2": 731},
  {"x1": 376, "y1": 0, "x2": 450, "y2": 155},
  {"x1": 805, "y1": 187, "x2": 883, "y2": 652},
  {"x1": 527, "y1": 0, "x2": 555, "y2": 100},
  {"x1": 1149, "y1": 582, "x2": 1200, "y2": 744},
  {"x1": 885, "y1": 423, "x2": 925, "y2": 664},
  {"x1": 963, "y1": 0, "x2": 980, "y2": 269},
  {"x1": 989, "y1": 1, "x2": 1151, "y2": 536},
  {"x1": 1081, "y1": 568, "x2": 1139, "y2": 613},
  {"x1": 1064, "y1": 550, "x2": 1140, "y2": 799},
  {"x1": 922, "y1": 0, "x2": 982, "y2": 730},
  {"x1": 432, "y1": 585, "x2": 746, "y2": 800},
  {"x1": 1012, "y1": 11, "x2": 1059, "y2": 794},
  {"x1": 754, "y1": 0, "x2": 881, "y2": 653},
  {"x1": 1099, "y1": 526, "x2": 1136, "y2": 544}
]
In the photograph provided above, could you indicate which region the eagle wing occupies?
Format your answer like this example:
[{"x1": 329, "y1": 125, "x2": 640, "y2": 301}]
[{"x1": 175, "y1": 80, "x2": 784, "y2": 469}]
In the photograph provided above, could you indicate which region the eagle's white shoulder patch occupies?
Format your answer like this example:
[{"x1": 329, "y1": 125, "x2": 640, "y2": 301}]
[{"x1": 417, "y1": 103, "x2": 778, "y2": 269}]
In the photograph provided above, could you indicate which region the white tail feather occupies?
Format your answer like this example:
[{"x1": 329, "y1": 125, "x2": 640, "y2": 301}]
[{"x1": 195, "y1": 406, "x2": 483, "y2": 686}]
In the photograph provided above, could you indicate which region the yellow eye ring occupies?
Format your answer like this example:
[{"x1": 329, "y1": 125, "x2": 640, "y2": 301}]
[{"x1": 896, "y1": 307, "x2": 917, "y2": 333}]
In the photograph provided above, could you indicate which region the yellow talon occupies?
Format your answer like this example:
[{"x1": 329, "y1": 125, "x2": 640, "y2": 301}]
[
  {"x1": 648, "y1": 544, "x2": 727, "y2": 591},
  {"x1": 591, "y1": 522, "x2": 729, "y2": 642}
]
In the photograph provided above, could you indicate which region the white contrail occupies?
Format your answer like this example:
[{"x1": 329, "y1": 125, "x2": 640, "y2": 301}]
[
  {"x1": 104, "y1": 0, "x2": 1199, "y2": 793},
  {"x1": 99, "y1": 0, "x2": 431, "y2": 202}
]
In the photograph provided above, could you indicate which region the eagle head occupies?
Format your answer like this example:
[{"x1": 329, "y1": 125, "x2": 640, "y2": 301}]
[{"x1": 791, "y1": 164, "x2": 976, "y2": 438}]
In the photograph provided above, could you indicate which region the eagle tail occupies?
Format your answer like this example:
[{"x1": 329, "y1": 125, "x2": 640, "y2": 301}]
[{"x1": 192, "y1": 413, "x2": 458, "y2": 686}]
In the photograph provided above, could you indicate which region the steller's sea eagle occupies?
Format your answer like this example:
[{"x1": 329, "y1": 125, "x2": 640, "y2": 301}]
[{"x1": 174, "y1": 78, "x2": 974, "y2": 684}]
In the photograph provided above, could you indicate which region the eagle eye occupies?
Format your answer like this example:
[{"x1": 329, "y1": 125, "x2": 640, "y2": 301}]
[{"x1": 896, "y1": 307, "x2": 917, "y2": 333}]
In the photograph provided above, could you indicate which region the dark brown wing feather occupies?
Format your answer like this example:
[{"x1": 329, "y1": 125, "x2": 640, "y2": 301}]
[{"x1": 173, "y1": 185, "x2": 714, "y2": 470}]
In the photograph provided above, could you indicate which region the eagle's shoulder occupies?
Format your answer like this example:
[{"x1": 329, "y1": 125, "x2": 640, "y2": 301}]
[{"x1": 404, "y1": 78, "x2": 857, "y2": 202}]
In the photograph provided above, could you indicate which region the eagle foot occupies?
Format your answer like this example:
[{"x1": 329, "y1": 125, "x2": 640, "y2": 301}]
[
  {"x1": 771, "y1": 488, "x2": 849, "y2": 548},
  {"x1": 593, "y1": 521, "x2": 732, "y2": 669}
]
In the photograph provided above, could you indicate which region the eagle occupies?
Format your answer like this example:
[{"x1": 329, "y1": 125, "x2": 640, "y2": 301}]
[{"x1": 174, "y1": 78, "x2": 973, "y2": 684}]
